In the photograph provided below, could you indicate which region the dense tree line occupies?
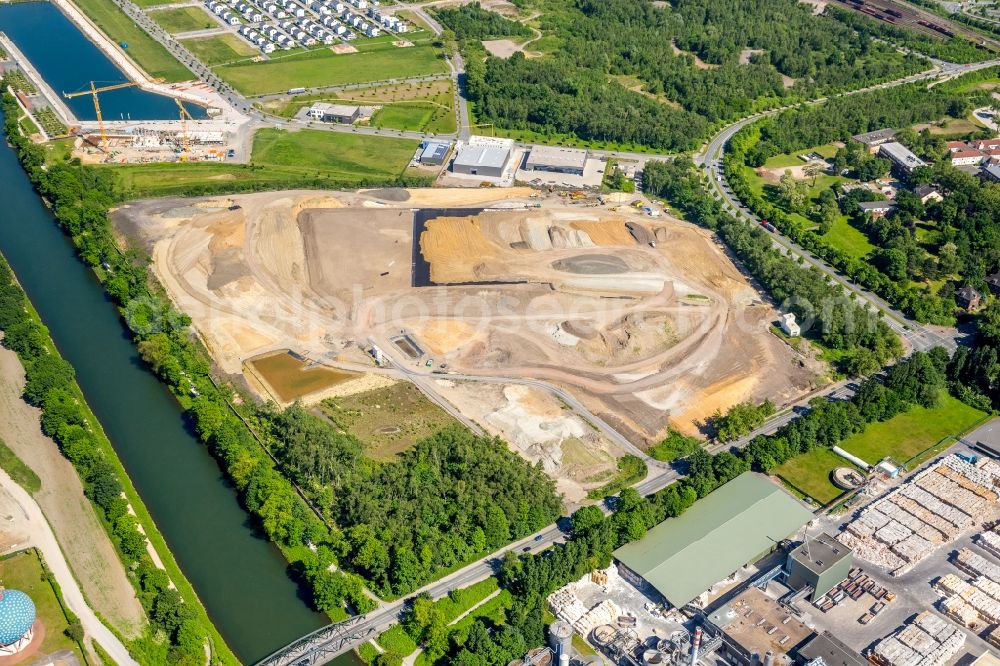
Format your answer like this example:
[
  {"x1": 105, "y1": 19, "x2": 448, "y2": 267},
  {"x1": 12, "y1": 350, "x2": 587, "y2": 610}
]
[
  {"x1": 433, "y1": 3, "x2": 532, "y2": 39},
  {"x1": 723, "y1": 81, "x2": 991, "y2": 324},
  {"x1": 444, "y1": 0, "x2": 964, "y2": 149},
  {"x1": 263, "y1": 409, "x2": 562, "y2": 596},
  {"x1": 643, "y1": 157, "x2": 902, "y2": 374}
]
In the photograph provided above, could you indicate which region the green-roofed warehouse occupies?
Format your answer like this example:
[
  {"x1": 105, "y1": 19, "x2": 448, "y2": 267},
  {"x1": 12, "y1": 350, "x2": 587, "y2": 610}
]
[{"x1": 613, "y1": 472, "x2": 813, "y2": 608}]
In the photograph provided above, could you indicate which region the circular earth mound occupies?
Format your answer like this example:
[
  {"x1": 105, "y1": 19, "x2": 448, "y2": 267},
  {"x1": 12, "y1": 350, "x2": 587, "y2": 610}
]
[
  {"x1": 551, "y1": 254, "x2": 629, "y2": 275},
  {"x1": 831, "y1": 466, "x2": 866, "y2": 490}
]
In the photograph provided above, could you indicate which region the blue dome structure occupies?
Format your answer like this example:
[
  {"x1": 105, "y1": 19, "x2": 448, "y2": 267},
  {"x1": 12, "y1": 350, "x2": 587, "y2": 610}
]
[{"x1": 0, "y1": 589, "x2": 35, "y2": 646}]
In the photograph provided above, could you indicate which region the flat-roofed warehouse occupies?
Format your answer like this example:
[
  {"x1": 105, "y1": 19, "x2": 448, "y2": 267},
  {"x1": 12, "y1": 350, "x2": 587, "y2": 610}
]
[
  {"x1": 452, "y1": 143, "x2": 511, "y2": 178},
  {"x1": 525, "y1": 145, "x2": 589, "y2": 175},
  {"x1": 613, "y1": 473, "x2": 813, "y2": 608}
]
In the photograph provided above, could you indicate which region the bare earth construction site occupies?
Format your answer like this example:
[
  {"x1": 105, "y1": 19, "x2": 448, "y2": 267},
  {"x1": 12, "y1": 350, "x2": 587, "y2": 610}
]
[{"x1": 115, "y1": 188, "x2": 823, "y2": 498}]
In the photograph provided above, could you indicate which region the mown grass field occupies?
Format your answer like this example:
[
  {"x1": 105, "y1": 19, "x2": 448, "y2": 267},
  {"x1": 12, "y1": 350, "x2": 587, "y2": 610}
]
[
  {"x1": 70, "y1": 0, "x2": 190, "y2": 81},
  {"x1": 149, "y1": 6, "x2": 217, "y2": 34},
  {"x1": 320, "y1": 382, "x2": 461, "y2": 460},
  {"x1": 110, "y1": 129, "x2": 421, "y2": 197},
  {"x1": 215, "y1": 43, "x2": 446, "y2": 95},
  {"x1": 182, "y1": 34, "x2": 258, "y2": 65},
  {"x1": 839, "y1": 393, "x2": 986, "y2": 466},
  {"x1": 774, "y1": 447, "x2": 857, "y2": 505},
  {"x1": 820, "y1": 216, "x2": 875, "y2": 260},
  {"x1": 0, "y1": 550, "x2": 83, "y2": 660},
  {"x1": 0, "y1": 437, "x2": 41, "y2": 493},
  {"x1": 775, "y1": 393, "x2": 988, "y2": 504}
]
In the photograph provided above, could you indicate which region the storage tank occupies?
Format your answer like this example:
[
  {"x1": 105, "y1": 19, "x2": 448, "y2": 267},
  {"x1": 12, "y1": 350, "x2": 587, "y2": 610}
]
[
  {"x1": 643, "y1": 649, "x2": 666, "y2": 664},
  {"x1": 549, "y1": 620, "x2": 573, "y2": 657}
]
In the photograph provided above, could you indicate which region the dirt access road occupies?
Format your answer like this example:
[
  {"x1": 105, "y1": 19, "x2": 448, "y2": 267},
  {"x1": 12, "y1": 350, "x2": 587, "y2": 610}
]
[
  {"x1": 0, "y1": 345, "x2": 145, "y2": 639},
  {"x1": 116, "y1": 187, "x2": 824, "y2": 448}
]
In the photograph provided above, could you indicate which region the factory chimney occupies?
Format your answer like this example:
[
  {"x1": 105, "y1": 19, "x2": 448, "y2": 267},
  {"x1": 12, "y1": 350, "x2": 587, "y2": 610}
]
[{"x1": 690, "y1": 627, "x2": 702, "y2": 666}]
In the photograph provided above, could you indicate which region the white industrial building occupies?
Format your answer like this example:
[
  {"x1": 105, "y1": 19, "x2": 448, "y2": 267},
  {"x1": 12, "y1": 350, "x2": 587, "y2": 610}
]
[
  {"x1": 525, "y1": 145, "x2": 588, "y2": 175},
  {"x1": 452, "y1": 136, "x2": 514, "y2": 178}
]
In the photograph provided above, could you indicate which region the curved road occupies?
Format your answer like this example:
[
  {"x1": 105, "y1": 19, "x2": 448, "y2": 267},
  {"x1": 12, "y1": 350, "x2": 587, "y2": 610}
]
[{"x1": 0, "y1": 468, "x2": 139, "y2": 666}]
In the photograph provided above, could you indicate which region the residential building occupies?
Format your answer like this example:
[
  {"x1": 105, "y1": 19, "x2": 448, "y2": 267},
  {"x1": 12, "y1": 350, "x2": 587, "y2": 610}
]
[
  {"x1": 951, "y1": 148, "x2": 984, "y2": 166},
  {"x1": 956, "y1": 285, "x2": 982, "y2": 311},
  {"x1": 858, "y1": 201, "x2": 895, "y2": 219},
  {"x1": 852, "y1": 128, "x2": 897, "y2": 154},
  {"x1": 980, "y1": 163, "x2": 1000, "y2": 183},
  {"x1": 986, "y1": 271, "x2": 1000, "y2": 296},
  {"x1": 878, "y1": 141, "x2": 927, "y2": 174},
  {"x1": 914, "y1": 184, "x2": 943, "y2": 204}
]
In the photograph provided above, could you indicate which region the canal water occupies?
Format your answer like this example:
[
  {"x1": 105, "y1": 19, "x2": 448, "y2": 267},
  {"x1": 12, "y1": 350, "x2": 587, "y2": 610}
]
[
  {"x1": 0, "y1": 1, "x2": 206, "y2": 120},
  {"x1": 0, "y1": 120, "x2": 360, "y2": 664}
]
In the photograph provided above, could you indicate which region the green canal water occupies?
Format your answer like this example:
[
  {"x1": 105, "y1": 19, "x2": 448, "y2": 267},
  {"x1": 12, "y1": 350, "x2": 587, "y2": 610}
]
[{"x1": 0, "y1": 101, "x2": 360, "y2": 666}]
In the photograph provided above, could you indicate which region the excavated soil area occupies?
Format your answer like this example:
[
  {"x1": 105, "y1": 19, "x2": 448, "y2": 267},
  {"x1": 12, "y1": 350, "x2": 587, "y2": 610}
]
[{"x1": 113, "y1": 188, "x2": 824, "y2": 447}]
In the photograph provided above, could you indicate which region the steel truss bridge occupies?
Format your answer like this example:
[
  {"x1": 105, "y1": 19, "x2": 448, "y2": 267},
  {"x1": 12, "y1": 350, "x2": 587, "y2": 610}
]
[{"x1": 253, "y1": 615, "x2": 376, "y2": 666}]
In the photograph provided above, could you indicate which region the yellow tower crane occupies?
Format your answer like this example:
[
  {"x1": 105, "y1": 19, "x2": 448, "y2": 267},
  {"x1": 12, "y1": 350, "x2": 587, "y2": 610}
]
[
  {"x1": 63, "y1": 80, "x2": 143, "y2": 149},
  {"x1": 175, "y1": 98, "x2": 193, "y2": 159},
  {"x1": 63, "y1": 78, "x2": 164, "y2": 148}
]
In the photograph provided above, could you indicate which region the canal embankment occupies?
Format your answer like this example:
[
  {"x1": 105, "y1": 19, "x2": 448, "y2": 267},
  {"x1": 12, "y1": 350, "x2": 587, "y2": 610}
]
[
  {"x1": 0, "y1": 31, "x2": 78, "y2": 126},
  {"x1": 0, "y1": 82, "x2": 358, "y2": 663}
]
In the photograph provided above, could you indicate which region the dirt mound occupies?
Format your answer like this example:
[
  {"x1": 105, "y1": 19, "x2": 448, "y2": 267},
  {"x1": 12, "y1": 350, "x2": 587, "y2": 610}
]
[
  {"x1": 552, "y1": 254, "x2": 629, "y2": 275},
  {"x1": 364, "y1": 188, "x2": 410, "y2": 202}
]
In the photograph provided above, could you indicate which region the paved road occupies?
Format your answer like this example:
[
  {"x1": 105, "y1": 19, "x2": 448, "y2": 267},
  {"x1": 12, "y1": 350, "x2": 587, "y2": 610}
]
[
  {"x1": 694, "y1": 59, "x2": 1000, "y2": 357},
  {"x1": 0, "y1": 468, "x2": 139, "y2": 666}
]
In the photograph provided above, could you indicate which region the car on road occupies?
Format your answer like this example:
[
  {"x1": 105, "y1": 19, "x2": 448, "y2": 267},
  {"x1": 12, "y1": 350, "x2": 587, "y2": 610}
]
[
  {"x1": 522, "y1": 546, "x2": 531, "y2": 552},
  {"x1": 534, "y1": 534, "x2": 543, "y2": 541}
]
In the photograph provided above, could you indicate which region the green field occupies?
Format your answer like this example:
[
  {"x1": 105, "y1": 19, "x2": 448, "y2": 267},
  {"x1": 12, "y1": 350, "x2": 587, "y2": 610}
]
[
  {"x1": 320, "y1": 382, "x2": 462, "y2": 460},
  {"x1": 372, "y1": 102, "x2": 452, "y2": 133},
  {"x1": 774, "y1": 447, "x2": 857, "y2": 505},
  {"x1": 0, "y1": 550, "x2": 83, "y2": 661},
  {"x1": 839, "y1": 393, "x2": 986, "y2": 466},
  {"x1": 69, "y1": 0, "x2": 190, "y2": 81},
  {"x1": 182, "y1": 33, "x2": 259, "y2": 65},
  {"x1": 775, "y1": 393, "x2": 988, "y2": 504},
  {"x1": 215, "y1": 44, "x2": 447, "y2": 95},
  {"x1": 762, "y1": 143, "x2": 839, "y2": 169},
  {"x1": 130, "y1": 0, "x2": 173, "y2": 7},
  {"x1": 820, "y1": 216, "x2": 875, "y2": 260},
  {"x1": 110, "y1": 129, "x2": 422, "y2": 197},
  {"x1": 149, "y1": 6, "x2": 217, "y2": 34}
]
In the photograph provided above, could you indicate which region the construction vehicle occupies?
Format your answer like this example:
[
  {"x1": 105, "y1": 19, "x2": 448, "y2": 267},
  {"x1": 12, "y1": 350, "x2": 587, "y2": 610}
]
[{"x1": 63, "y1": 78, "x2": 162, "y2": 149}]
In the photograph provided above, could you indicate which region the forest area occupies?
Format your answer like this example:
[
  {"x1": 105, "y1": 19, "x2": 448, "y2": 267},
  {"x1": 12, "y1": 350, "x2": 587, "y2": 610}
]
[{"x1": 440, "y1": 0, "x2": 988, "y2": 150}]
